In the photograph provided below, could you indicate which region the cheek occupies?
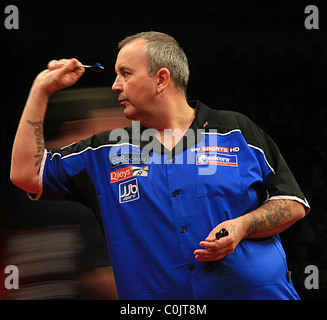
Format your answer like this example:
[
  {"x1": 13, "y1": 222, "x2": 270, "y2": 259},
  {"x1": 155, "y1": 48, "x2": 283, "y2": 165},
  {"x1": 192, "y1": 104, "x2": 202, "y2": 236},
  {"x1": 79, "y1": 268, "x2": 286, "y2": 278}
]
[{"x1": 129, "y1": 76, "x2": 156, "y2": 97}]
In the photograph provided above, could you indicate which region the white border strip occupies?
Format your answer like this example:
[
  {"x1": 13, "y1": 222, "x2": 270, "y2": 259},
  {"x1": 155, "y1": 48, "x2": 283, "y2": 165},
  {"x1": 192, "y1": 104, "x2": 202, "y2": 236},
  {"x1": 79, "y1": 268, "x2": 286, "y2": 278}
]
[
  {"x1": 200, "y1": 130, "x2": 276, "y2": 175},
  {"x1": 201, "y1": 129, "x2": 241, "y2": 136},
  {"x1": 28, "y1": 142, "x2": 140, "y2": 200},
  {"x1": 248, "y1": 144, "x2": 275, "y2": 174},
  {"x1": 50, "y1": 142, "x2": 140, "y2": 160}
]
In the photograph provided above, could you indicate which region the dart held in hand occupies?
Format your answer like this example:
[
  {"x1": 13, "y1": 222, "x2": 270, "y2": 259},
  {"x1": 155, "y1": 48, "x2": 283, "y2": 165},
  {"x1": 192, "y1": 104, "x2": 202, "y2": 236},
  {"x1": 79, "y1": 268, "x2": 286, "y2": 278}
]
[
  {"x1": 59, "y1": 62, "x2": 104, "y2": 72},
  {"x1": 215, "y1": 228, "x2": 229, "y2": 241}
]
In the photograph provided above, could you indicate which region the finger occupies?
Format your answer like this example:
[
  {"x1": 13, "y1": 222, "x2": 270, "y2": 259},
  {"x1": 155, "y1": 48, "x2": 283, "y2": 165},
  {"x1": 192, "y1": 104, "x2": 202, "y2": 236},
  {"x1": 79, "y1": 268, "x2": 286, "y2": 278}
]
[
  {"x1": 205, "y1": 232, "x2": 216, "y2": 242},
  {"x1": 196, "y1": 246, "x2": 231, "y2": 254},
  {"x1": 194, "y1": 248, "x2": 230, "y2": 261},
  {"x1": 48, "y1": 60, "x2": 60, "y2": 70},
  {"x1": 195, "y1": 239, "x2": 234, "y2": 255},
  {"x1": 47, "y1": 59, "x2": 71, "y2": 71},
  {"x1": 199, "y1": 236, "x2": 230, "y2": 249},
  {"x1": 195, "y1": 254, "x2": 224, "y2": 262},
  {"x1": 194, "y1": 247, "x2": 228, "y2": 256},
  {"x1": 194, "y1": 249, "x2": 222, "y2": 261},
  {"x1": 194, "y1": 248, "x2": 213, "y2": 256},
  {"x1": 47, "y1": 58, "x2": 83, "y2": 72},
  {"x1": 57, "y1": 58, "x2": 80, "y2": 72},
  {"x1": 199, "y1": 241, "x2": 218, "y2": 249},
  {"x1": 52, "y1": 59, "x2": 84, "y2": 83},
  {"x1": 64, "y1": 58, "x2": 81, "y2": 70}
]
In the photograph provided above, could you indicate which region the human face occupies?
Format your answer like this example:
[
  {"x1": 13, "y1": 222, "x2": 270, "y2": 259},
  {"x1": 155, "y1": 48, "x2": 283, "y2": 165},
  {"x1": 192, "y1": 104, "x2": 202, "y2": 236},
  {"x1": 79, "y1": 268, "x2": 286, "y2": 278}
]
[{"x1": 112, "y1": 39, "x2": 157, "y2": 121}]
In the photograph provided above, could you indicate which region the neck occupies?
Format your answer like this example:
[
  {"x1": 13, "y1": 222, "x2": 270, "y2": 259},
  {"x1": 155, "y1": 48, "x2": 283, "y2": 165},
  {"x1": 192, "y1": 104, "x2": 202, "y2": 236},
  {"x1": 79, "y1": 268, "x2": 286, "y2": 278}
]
[
  {"x1": 141, "y1": 96, "x2": 195, "y2": 131},
  {"x1": 140, "y1": 96, "x2": 196, "y2": 150}
]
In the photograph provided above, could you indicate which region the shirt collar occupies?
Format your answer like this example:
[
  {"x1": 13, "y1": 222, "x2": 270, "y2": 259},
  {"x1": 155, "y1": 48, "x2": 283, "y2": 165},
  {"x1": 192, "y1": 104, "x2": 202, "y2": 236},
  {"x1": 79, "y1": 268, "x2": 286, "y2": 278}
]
[
  {"x1": 125, "y1": 100, "x2": 220, "y2": 153},
  {"x1": 188, "y1": 100, "x2": 221, "y2": 131}
]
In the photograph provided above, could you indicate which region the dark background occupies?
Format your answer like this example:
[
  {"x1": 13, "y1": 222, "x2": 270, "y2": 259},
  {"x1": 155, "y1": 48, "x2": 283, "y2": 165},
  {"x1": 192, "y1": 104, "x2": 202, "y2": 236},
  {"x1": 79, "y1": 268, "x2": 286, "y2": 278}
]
[{"x1": 0, "y1": 0, "x2": 326, "y2": 299}]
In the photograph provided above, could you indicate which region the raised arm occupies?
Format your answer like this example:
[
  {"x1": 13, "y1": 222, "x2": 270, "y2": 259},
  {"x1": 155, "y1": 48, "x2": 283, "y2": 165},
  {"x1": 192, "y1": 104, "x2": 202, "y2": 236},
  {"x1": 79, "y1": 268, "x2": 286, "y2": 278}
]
[{"x1": 10, "y1": 59, "x2": 85, "y2": 194}]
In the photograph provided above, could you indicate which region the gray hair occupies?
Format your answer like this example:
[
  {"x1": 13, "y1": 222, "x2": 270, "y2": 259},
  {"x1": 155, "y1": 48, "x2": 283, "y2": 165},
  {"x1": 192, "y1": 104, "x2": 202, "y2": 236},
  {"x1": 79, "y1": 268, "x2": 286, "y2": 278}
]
[{"x1": 118, "y1": 31, "x2": 189, "y2": 95}]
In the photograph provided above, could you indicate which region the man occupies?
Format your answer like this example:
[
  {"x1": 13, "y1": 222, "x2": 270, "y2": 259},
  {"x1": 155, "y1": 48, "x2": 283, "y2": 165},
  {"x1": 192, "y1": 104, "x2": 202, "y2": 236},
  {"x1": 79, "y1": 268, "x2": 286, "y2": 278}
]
[{"x1": 11, "y1": 31, "x2": 310, "y2": 299}]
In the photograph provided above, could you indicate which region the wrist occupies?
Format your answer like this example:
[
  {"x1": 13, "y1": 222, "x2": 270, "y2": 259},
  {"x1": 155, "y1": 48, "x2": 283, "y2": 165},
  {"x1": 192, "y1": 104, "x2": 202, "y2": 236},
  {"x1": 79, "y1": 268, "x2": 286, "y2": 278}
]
[
  {"x1": 233, "y1": 215, "x2": 248, "y2": 241},
  {"x1": 31, "y1": 78, "x2": 52, "y2": 99},
  {"x1": 24, "y1": 82, "x2": 50, "y2": 119}
]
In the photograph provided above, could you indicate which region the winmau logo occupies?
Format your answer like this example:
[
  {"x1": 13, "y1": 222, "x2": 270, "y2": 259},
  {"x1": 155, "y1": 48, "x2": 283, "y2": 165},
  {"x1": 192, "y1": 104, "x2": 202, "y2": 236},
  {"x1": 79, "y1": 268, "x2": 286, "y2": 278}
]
[{"x1": 119, "y1": 178, "x2": 140, "y2": 203}]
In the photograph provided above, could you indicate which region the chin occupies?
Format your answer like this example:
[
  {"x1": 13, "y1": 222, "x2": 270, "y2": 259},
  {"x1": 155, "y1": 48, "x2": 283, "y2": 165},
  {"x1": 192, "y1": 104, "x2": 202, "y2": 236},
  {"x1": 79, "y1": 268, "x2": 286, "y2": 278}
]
[{"x1": 123, "y1": 107, "x2": 138, "y2": 121}]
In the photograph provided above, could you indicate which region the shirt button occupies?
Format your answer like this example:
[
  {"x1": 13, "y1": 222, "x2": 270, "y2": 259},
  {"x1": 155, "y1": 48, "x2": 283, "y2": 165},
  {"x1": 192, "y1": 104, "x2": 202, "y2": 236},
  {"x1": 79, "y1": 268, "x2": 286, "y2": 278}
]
[
  {"x1": 180, "y1": 226, "x2": 187, "y2": 233},
  {"x1": 188, "y1": 264, "x2": 195, "y2": 272},
  {"x1": 172, "y1": 190, "x2": 179, "y2": 197}
]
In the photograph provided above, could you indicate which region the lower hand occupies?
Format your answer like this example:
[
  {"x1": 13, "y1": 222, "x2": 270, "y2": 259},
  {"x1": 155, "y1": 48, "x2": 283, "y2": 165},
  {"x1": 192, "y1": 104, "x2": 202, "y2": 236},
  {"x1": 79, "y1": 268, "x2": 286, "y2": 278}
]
[{"x1": 194, "y1": 218, "x2": 244, "y2": 262}]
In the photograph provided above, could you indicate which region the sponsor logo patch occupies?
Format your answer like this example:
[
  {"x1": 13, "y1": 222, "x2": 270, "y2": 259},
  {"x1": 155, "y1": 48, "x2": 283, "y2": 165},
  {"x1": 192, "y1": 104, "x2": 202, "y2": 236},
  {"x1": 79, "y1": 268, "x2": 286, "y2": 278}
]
[
  {"x1": 196, "y1": 153, "x2": 238, "y2": 166},
  {"x1": 110, "y1": 166, "x2": 149, "y2": 183},
  {"x1": 110, "y1": 153, "x2": 149, "y2": 169},
  {"x1": 119, "y1": 178, "x2": 140, "y2": 203},
  {"x1": 191, "y1": 146, "x2": 240, "y2": 153}
]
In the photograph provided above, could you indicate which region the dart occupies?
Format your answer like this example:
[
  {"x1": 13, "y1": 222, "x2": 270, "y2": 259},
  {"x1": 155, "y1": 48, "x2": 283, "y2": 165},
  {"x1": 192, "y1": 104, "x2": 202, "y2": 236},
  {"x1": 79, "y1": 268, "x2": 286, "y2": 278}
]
[
  {"x1": 59, "y1": 62, "x2": 104, "y2": 72},
  {"x1": 80, "y1": 62, "x2": 104, "y2": 72}
]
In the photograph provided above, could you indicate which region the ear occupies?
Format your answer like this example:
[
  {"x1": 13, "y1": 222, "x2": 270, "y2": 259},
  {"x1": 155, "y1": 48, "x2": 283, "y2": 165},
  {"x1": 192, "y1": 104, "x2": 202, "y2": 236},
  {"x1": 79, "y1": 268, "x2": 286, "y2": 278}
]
[{"x1": 156, "y1": 68, "x2": 170, "y2": 94}]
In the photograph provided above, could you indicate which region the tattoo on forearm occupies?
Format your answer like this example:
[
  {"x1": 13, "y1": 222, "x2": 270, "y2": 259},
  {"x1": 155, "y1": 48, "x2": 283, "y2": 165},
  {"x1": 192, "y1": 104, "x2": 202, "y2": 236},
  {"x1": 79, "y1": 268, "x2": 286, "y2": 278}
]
[
  {"x1": 27, "y1": 120, "x2": 44, "y2": 167},
  {"x1": 246, "y1": 200, "x2": 292, "y2": 237}
]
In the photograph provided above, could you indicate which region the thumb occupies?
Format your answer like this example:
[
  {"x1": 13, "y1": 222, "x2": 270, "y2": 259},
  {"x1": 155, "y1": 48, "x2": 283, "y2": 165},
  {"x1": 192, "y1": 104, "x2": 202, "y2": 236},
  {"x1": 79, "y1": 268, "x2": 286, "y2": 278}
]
[
  {"x1": 57, "y1": 58, "x2": 83, "y2": 75},
  {"x1": 205, "y1": 229, "x2": 217, "y2": 242}
]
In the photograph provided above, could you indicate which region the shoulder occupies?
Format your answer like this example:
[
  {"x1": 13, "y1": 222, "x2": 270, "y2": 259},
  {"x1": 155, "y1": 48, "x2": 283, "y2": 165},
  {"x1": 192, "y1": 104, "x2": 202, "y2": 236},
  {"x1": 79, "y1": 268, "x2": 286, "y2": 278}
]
[
  {"x1": 217, "y1": 110, "x2": 256, "y2": 131},
  {"x1": 49, "y1": 126, "x2": 132, "y2": 158},
  {"x1": 194, "y1": 100, "x2": 264, "y2": 139},
  {"x1": 219, "y1": 112, "x2": 267, "y2": 153}
]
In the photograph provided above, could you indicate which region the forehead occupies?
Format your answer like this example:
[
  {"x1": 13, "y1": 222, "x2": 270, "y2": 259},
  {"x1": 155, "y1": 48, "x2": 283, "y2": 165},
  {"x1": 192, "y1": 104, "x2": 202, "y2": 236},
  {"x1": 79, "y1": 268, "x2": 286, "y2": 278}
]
[{"x1": 115, "y1": 38, "x2": 149, "y2": 72}]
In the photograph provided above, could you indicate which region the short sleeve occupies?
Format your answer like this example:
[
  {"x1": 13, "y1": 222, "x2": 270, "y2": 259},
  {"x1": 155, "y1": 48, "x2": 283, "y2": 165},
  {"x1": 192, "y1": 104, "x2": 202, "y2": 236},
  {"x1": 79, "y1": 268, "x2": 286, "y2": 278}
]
[
  {"x1": 244, "y1": 119, "x2": 310, "y2": 213},
  {"x1": 28, "y1": 142, "x2": 88, "y2": 203}
]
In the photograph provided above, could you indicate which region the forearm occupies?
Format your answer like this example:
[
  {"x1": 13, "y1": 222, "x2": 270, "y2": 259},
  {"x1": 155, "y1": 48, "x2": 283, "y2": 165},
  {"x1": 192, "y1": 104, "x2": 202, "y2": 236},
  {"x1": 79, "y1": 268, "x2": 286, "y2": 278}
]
[
  {"x1": 10, "y1": 58, "x2": 85, "y2": 193},
  {"x1": 240, "y1": 199, "x2": 306, "y2": 239},
  {"x1": 10, "y1": 83, "x2": 49, "y2": 193}
]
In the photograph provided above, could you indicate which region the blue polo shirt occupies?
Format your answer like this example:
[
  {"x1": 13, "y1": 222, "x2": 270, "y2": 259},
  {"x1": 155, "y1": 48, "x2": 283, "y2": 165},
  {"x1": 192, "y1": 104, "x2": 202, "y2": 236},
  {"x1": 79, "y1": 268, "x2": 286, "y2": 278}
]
[{"x1": 32, "y1": 100, "x2": 309, "y2": 299}]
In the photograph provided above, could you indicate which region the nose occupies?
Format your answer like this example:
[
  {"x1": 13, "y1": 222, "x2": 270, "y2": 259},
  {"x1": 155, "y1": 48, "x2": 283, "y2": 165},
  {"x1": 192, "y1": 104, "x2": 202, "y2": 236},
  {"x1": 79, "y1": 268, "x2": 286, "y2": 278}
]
[{"x1": 112, "y1": 75, "x2": 123, "y2": 93}]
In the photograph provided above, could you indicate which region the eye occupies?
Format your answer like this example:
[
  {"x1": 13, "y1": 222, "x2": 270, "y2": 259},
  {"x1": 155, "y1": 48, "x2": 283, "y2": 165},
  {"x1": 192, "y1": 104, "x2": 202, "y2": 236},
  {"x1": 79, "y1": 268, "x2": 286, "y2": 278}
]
[{"x1": 122, "y1": 71, "x2": 131, "y2": 77}]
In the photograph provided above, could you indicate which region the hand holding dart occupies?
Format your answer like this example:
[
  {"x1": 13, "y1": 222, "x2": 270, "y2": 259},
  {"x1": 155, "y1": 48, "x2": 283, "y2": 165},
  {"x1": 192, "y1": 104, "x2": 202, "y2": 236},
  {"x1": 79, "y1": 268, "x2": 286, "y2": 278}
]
[{"x1": 215, "y1": 228, "x2": 229, "y2": 241}]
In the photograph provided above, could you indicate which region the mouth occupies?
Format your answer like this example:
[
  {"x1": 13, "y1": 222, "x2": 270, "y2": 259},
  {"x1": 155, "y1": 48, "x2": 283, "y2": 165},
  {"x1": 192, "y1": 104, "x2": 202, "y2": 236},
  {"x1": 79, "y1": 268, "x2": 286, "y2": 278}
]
[{"x1": 118, "y1": 98, "x2": 128, "y2": 106}]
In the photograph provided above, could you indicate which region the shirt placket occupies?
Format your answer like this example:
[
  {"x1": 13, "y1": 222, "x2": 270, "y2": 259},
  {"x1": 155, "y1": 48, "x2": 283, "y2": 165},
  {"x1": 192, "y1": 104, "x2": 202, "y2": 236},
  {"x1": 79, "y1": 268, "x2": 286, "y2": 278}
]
[{"x1": 164, "y1": 150, "x2": 200, "y2": 297}]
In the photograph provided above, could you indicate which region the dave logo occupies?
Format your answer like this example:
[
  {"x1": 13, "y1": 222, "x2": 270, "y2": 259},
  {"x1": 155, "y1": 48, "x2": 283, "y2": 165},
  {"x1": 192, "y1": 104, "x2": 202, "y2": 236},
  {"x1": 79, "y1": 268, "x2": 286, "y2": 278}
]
[{"x1": 119, "y1": 178, "x2": 140, "y2": 203}]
